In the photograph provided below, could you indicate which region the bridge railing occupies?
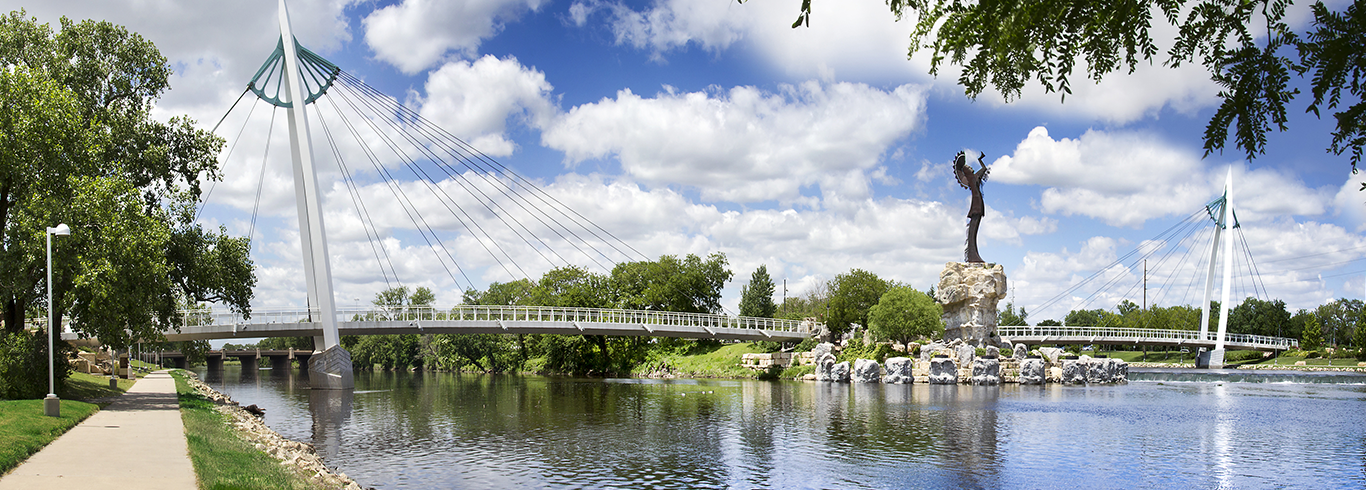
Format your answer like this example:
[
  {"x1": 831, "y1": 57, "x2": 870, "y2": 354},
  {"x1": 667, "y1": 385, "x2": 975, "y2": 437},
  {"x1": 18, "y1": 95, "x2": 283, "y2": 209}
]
[
  {"x1": 177, "y1": 305, "x2": 814, "y2": 335},
  {"x1": 996, "y1": 325, "x2": 1299, "y2": 349}
]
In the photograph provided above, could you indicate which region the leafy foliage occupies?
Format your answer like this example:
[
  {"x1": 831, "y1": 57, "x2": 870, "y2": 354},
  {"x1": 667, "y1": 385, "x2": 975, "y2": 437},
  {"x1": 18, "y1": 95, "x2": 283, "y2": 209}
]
[
  {"x1": 0, "y1": 12, "x2": 251, "y2": 348},
  {"x1": 1302, "y1": 314, "x2": 1325, "y2": 350},
  {"x1": 868, "y1": 286, "x2": 943, "y2": 347},
  {"x1": 998, "y1": 302, "x2": 1028, "y2": 326},
  {"x1": 779, "y1": 0, "x2": 1366, "y2": 171},
  {"x1": 739, "y1": 264, "x2": 777, "y2": 318},
  {"x1": 0, "y1": 330, "x2": 72, "y2": 399},
  {"x1": 826, "y1": 269, "x2": 891, "y2": 340}
]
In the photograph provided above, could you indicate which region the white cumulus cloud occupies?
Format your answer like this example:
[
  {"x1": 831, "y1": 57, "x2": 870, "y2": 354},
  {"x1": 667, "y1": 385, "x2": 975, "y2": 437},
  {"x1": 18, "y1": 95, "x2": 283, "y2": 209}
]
[
  {"x1": 362, "y1": 0, "x2": 546, "y2": 74},
  {"x1": 541, "y1": 81, "x2": 927, "y2": 203},
  {"x1": 417, "y1": 55, "x2": 558, "y2": 157}
]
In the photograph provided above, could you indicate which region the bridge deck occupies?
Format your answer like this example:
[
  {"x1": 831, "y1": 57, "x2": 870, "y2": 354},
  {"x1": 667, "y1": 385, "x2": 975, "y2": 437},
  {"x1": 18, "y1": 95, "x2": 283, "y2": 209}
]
[
  {"x1": 62, "y1": 306, "x2": 815, "y2": 343},
  {"x1": 997, "y1": 325, "x2": 1299, "y2": 351}
]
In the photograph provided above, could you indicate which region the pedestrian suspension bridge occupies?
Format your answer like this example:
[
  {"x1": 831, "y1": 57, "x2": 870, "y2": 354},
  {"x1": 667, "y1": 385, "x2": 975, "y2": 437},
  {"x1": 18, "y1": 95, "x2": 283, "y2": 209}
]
[{"x1": 64, "y1": 1, "x2": 1294, "y2": 379}]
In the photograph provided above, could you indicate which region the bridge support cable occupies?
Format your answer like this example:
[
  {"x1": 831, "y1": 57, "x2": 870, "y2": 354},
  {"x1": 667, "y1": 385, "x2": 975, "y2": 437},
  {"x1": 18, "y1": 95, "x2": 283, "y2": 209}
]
[
  {"x1": 317, "y1": 95, "x2": 481, "y2": 290},
  {"x1": 327, "y1": 81, "x2": 567, "y2": 275},
  {"x1": 321, "y1": 86, "x2": 527, "y2": 283},
  {"x1": 248, "y1": 107, "x2": 280, "y2": 243},
  {"x1": 336, "y1": 72, "x2": 630, "y2": 268},
  {"x1": 1109, "y1": 209, "x2": 1210, "y2": 309},
  {"x1": 312, "y1": 104, "x2": 402, "y2": 292},
  {"x1": 1035, "y1": 208, "x2": 1209, "y2": 314},
  {"x1": 1150, "y1": 222, "x2": 1214, "y2": 310},
  {"x1": 335, "y1": 71, "x2": 650, "y2": 266},
  {"x1": 197, "y1": 95, "x2": 262, "y2": 221}
]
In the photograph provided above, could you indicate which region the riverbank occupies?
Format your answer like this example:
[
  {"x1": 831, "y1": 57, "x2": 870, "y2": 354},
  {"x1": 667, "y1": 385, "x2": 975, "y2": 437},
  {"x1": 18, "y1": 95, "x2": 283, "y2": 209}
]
[{"x1": 171, "y1": 370, "x2": 367, "y2": 490}]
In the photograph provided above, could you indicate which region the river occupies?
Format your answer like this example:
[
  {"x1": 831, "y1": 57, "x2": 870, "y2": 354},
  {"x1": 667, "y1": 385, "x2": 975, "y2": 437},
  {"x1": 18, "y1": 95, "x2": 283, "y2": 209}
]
[{"x1": 197, "y1": 366, "x2": 1366, "y2": 489}]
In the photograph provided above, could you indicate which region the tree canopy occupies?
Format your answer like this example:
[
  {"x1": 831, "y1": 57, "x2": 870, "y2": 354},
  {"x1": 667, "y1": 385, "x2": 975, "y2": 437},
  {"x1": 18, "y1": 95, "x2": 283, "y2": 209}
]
[
  {"x1": 868, "y1": 286, "x2": 943, "y2": 346},
  {"x1": 0, "y1": 11, "x2": 253, "y2": 348},
  {"x1": 826, "y1": 269, "x2": 892, "y2": 340},
  {"x1": 779, "y1": 0, "x2": 1366, "y2": 172},
  {"x1": 739, "y1": 265, "x2": 777, "y2": 318}
]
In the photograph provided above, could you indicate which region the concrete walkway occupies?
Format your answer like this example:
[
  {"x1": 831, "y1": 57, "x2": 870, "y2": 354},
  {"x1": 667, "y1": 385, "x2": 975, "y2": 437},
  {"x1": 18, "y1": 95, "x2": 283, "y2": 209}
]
[{"x1": 0, "y1": 370, "x2": 197, "y2": 489}]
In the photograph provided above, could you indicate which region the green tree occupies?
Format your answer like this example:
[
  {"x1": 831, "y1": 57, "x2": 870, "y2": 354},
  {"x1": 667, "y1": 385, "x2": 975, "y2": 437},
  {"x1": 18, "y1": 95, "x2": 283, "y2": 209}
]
[
  {"x1": 1228, "y1": 297, "x2": 1291, "y2": 337},
  {"x1": 868, "y1": 286, "x2": 943, "y2": 346},
  {"x1": 739, "y1": 265, "x2": 777, "y2": 318},
  {"x1": 826, "y1": 269, "x2": 891, "y2": 340},
  {"x1": 998, "y1": 302, "x2": 1028, "y2": 326},
  {"x1": 1037, "y1": 319, "x2": 1062, "y2": 326},
  {"x1": 0, "y1": 12, "x2": 251, "y2": 349},
  {"x1": 777, "y1": 0, "x2": 1366, "y2": 172},
  {"x1": 1315, "y1": 298, "x2": 1361, "y2": 346},
  {"x1": 1302, "y1": 314, "x2": 1325, "y2": 350},
  {"x1": 610, "y1": 253, "x2": 733, "y2": 313}
]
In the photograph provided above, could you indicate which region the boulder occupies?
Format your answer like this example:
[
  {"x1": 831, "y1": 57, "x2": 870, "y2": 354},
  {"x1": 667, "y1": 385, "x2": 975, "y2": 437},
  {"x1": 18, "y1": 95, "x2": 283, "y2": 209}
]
[
  {"x1": 830, "y1": 361, "x2": 851, "y2": 382},
  {"x1": 1111, "y1": 359, "x2": 1129, "y2": 383},
  {"x1": 815, "y1": 353, "x2": 837, "y2": 381},
  {"x1": 852, "y1": 359, "x2": 881, "y2": 383},
  {"x1": 1013, "y1": 343, "x2": 1029, "y2": 359},
  {"x1": 1019, "y1": 358, "x2": 1045, "y2": 385},
  {"x1": 956, "y1": 344, "x2": 976, "y2": 365},
  {"x1": 1061, "y1": 359, "x2": 1087, "y2": 385},
  {"x1": 984, "y1": 345, "x2": 1000, "y2": 359},
  {"x1": 1000, "y1": 339, "x2": 1013, "y2": 354},
  {"x1": 971, "y1": 358, "x2": 1000, "y2": 385},
  {"x1": 1086, "y1": 358, "x2": 1111, "y2": 383},
  {"x1": 935, "y1": 262, "x2": 1007, "y2": 344},
  {"x1": 812, "y1": 342, "x2": 835, "y2": 360},
  {"x1": 929, "y1": 357, "x2": 958, "y2": 384},
  {"x1": 919, "y1": 342, "x2": 945, "y2": 362},
  {"x1": 883, "y1": 357, "x2": 914, "y2": 384},
  {"x1": 1038, "y1": 347, "x2": 1065, "y2": 364}
]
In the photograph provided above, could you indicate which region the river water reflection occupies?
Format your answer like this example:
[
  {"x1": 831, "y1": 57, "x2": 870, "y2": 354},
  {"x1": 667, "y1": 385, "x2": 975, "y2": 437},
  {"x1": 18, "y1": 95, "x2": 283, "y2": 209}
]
[{"x1": 199, "y1": 366, "x2": 1366, "y2": 489}]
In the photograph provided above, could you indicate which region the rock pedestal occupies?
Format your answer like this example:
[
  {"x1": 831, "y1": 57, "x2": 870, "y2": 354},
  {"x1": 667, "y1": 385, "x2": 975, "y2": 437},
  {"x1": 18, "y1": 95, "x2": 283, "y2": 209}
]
[
  {"x1": 815, "y1": 353, "x2": 838, "y2": 381},
  {"x1": 852, "y1": 359, "x2": 881, "y2": 383},
  {"x1": 883, "y1": 357, "x2": 913, "y2": 384},
  {"x1": 935, "y1": 262, "x2": 1008, "y2": 346},
  {"x1": 830, "y1": 361, "x2": 851, "y2": 382},
  {"x1": 1060, "y1": 359, "x2": 1087, "y2": 385},
  {"x1": 929, "y1": 357, "x2": 957, "y2": 384},
  {"x1": 971, "y1": 358, "x2": 1000, "y2": 385},
  {"x1": 1019, "y1": 358, "x2": 1045, "y2": 385}
]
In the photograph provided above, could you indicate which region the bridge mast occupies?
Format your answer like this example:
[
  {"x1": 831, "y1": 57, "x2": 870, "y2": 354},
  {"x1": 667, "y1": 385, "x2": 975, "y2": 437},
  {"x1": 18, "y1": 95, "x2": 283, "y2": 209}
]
[
  {"x1": 1198, "y1": 168, "x2": 1235, "y2": 368},
  {"x1": 277, "y1": 0, "x2": 351, "y2": 388}
]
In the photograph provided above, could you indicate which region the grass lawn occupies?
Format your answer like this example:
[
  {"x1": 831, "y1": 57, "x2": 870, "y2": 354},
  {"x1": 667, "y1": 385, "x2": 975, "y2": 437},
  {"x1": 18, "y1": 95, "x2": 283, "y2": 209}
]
[
  {"x1": 64, "y1": 371, "x2": 136, "y2": 401},
  {"x1": 638, "y1": 342, "x2": 771, "y2": 378},
  {"x1": 0, "y1": 399, "x2": 100, "y2": 475},
  {"x1": 169, "y1": 370, "x2": 319, "y2": 490}
]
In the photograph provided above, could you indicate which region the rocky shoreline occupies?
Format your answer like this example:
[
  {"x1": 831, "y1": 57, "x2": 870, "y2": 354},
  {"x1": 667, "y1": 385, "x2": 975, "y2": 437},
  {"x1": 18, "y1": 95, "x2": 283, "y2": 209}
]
[{"x1": 180, "y1": 372, "x2": 367, "y2": 490}]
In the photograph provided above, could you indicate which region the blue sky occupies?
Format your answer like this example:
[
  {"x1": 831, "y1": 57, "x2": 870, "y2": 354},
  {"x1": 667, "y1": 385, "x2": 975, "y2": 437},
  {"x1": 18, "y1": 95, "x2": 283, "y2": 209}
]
[{"x1": 13, "y1": 0, "x2": 1366, "y2": 323}]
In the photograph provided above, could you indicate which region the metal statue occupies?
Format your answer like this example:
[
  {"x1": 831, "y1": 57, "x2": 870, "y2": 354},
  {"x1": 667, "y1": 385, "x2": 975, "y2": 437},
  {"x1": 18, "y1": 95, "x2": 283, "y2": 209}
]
[{"x1": 953, "y1": 151, "x2": 990, "y2": 263}]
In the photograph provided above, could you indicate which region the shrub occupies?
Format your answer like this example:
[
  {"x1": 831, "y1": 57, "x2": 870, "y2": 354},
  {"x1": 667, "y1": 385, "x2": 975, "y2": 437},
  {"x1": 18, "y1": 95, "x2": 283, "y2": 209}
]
[
  {"x1": 0, "y1": 330, "x2": 73, "y2": 400},
  {"x1": 794, "y1": 337, "x2": 818, "y2": 352},
  {"x1": 754, "y1": 341, "x2": 782, "y2": 353},
  {"x1": 1224, "y1": 350, "x2": 1263, "y2": 362}
]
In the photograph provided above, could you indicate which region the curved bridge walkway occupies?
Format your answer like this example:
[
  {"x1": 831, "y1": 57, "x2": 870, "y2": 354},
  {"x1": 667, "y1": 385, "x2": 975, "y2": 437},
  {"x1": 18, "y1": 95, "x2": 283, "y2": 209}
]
[
  {"x1": 997, "y1": 325, "x2": 1299, "y2": 352},
  {"x1": 62, "y1": 305, "x2": 816, "y2": 344}
]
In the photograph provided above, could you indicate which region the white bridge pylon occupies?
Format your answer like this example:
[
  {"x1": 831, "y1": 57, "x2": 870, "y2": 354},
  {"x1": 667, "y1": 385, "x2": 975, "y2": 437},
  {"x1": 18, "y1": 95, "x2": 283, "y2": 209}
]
[
  {"x1": 1198, "y1": 167, "x2": 1236, "y2": 368},
  {"x1": 276, "y1": 0, "x2": 348, "y2": 388}
]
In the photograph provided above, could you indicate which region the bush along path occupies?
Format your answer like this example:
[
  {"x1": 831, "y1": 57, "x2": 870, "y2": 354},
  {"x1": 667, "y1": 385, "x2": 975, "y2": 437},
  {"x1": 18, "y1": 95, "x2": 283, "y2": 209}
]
[{"x1": 171, "y1": 370, "x2": 366, "y2": 490}]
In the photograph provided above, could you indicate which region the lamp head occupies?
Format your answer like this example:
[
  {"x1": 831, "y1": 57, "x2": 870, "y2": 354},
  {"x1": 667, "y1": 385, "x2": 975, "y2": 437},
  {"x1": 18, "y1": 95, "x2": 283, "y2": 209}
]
[{"x1": 47, "y1": 224, "x2": 70, "y2": 236}]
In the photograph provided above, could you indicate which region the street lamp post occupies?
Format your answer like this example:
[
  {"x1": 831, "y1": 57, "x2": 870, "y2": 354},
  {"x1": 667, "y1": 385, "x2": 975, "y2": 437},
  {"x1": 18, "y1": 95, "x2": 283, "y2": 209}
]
[{"x1": 45, "y1": 223, "x2": 70, "y2": 417}]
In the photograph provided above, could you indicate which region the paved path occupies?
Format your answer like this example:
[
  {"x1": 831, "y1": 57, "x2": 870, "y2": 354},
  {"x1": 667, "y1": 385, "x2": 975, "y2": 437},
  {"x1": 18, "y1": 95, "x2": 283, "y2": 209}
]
[{"x1": 0, "y1": 370, "x2": 197, "y2": 489}]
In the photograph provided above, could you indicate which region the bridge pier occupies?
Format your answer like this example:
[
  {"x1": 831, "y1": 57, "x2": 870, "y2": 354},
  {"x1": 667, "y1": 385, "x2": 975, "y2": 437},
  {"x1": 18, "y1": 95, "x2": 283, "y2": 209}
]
[
  {"x1": 207, "y1": 353, "x2": 224, "y2": 372},
  {"x1": 270, "y1": 355, "x2": 292, "y2": 371},
  {"x1": 171, "y1": 357, "x2": 187, "y2": 369}
]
